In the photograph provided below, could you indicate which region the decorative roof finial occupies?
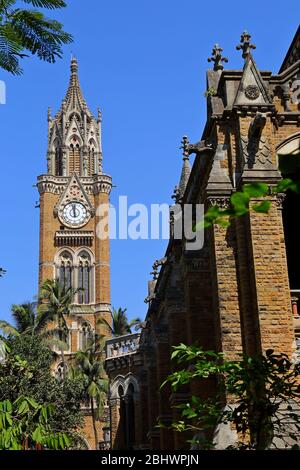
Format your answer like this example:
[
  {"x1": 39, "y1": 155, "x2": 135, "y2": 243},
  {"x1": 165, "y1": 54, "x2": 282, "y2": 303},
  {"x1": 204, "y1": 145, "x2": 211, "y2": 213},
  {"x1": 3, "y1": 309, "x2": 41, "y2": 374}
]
[
  {"x1": 236, "y1": 30, "x2": 256, "y2": 59},
  {"x1": 151, "y1": 261, "x2": 159, "y2": 280},
  {"x1": 208, "y1": 44, "x2": 228, "y2": 71},
  {"x1": 180, "y1": 136, "x2": 190, "y2": 160}
]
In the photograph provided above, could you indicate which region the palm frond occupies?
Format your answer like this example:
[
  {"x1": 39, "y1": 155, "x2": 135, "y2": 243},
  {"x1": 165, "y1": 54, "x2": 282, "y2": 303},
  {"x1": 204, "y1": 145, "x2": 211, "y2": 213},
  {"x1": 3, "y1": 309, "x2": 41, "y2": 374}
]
[
  {"x1": 22, "y1": 0, "x2": 67, "y2": 9},
  {"x1": 0, "y1": 24, "x2": 23, "y2": 74},
  {"x1": 10, "y1": 10, "x2": 73, "y2": 64},
  {"x1": 0, "y1": 320, "x2": 19, "y2": 336}
]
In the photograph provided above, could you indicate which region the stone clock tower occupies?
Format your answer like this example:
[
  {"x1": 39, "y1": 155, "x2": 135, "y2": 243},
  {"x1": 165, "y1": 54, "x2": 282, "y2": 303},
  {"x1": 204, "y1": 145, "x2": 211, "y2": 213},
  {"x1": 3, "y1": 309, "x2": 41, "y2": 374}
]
[{"x1": 37, "y1": 58, "x2": 112, "y2": 448}]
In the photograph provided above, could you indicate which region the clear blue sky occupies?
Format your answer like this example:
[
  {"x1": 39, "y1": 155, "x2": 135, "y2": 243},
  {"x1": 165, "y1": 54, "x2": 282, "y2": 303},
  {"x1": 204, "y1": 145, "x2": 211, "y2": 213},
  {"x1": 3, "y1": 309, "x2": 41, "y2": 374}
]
[{"x1": 0, "y1": 0, "x2": 299, "y2": 323}]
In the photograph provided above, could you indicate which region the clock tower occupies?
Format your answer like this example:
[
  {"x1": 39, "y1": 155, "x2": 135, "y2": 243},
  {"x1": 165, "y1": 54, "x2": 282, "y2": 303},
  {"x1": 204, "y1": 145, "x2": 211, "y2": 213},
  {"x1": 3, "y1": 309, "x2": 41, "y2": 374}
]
[{"x1": 37, "y1": 58, "x2": 112, "y2": 448}]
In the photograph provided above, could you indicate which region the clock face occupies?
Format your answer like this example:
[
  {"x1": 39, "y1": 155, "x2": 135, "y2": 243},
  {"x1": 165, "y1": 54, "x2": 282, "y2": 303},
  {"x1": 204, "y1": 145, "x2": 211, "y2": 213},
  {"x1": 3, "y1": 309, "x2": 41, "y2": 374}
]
[{"x1": 63, "y1": 202, "x2": 88, "y2": 226}]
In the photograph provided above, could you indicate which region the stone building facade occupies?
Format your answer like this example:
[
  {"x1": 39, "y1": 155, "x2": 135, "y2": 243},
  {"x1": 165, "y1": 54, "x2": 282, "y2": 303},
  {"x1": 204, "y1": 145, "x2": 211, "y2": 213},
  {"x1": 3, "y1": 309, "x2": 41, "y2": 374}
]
[
  {"x1": 105, "y1": 27, "x2": 300, "y2": 450},
  {"x1": 37, "y1": 59, "x2": 112, "y2": 449}
]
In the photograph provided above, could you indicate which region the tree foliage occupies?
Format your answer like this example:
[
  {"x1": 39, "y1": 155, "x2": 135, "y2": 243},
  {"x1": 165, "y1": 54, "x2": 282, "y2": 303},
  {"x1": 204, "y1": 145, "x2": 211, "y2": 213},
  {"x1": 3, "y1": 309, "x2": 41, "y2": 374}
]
[
  {"x1": 0, "y1": 0, "x2": 72, "y2": 75},
  {"x1": 38, "y1": 279, "x2": 80, "y2": 378},
  {"x1": 0, "y1": 396, "x2": 71, "y2": 450},
  {"x1": 163, "y1": 344, "x2": 300, "y2": 449},
  {"x1": 99, "y1": 307, "x2": 141, "y2": 337},
  {"x1": 0, "y1": 333, "x2": 85, "y2": 449},
  {"x1": 71, "y1": 333, "x2": 108, "y2": 449}
]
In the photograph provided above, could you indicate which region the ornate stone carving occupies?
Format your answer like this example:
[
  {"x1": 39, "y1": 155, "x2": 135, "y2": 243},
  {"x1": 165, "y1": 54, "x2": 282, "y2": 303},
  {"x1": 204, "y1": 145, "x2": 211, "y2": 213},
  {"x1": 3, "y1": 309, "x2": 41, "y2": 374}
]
[
  {"x1": 245, "y1": 84, "x2": 260, "y2": 100},
  {"x1": 240, "y1": 135, "x2": 272, "y2": 169},
  {"x1": 275, "y1": 193, "x2": 286, "y2": 210},
  {"x1": 236, "y1": 30, "x2": 256, "y2": 59},
  {"x1": 208, "y1": 43, "x2": 228, "y2": 71},
  {"x1": 207, "y1": 196, "x2": 231, "y2": 209}
]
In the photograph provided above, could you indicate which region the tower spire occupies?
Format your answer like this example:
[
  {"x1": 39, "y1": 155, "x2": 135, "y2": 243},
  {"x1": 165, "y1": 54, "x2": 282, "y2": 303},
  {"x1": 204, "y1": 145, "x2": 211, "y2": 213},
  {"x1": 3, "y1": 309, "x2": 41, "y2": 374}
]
[
  {"x1": 47, "y1": 58, "x2": 103, "y2": 177},
  {"x1": 59, "y1": 56, "x2": 88, "y2": 115}
]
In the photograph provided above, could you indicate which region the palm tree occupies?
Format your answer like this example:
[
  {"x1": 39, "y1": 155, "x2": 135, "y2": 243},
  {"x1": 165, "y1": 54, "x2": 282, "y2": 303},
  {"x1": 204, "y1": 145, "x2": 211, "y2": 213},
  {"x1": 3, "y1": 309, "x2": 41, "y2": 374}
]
[
  {"x1": 99, "y1": 307, "x2": 141, "y2": 337},
  {"x1": 71, "y1": 334, "x2": 108, "y2": 450},
  {"x1": 0, "y1": 301, "x2": 68, "y2": 357},
  {"x1": 0, "y1": 302, "x2": 36, "y2": 336},
  {"x1": 0, "y1": 0, "x2": 72, "y2": 75},
  {"x1": 38, "y1": 279, "x2": 80, "y2": 379}
]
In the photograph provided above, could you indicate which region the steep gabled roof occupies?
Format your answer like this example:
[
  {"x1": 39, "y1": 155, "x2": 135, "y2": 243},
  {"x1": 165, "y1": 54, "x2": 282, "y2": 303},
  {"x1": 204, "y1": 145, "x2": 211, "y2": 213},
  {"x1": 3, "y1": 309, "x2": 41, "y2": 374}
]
[{"x1": 279, "y1": 25, "x2": 300, "y2": 73}]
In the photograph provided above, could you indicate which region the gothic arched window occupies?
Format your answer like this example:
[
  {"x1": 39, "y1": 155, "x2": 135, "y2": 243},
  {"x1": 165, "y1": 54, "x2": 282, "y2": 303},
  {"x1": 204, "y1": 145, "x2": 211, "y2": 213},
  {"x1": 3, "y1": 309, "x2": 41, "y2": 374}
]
[
  {"x1": 55, "y1": 362, "x2": 69, "y2": 382},
  {"x1": 88, "y1": 139, "x2": 96, "y2": 175},
  {"x1": 78, "y1": 252, "x2": 92, "y2": 304},
  {"x1": 69, "y1": 135, "x2": 81, "y2": 174},
  {"x1": 79, "y1": 321, "x2": 93, "y2": 350},
  {"x1": 58, "y1": 251, "x2": 73, "y2": 290},
  {"x1": 55, "y1": 146, "x2": 63, "y2": 176}
]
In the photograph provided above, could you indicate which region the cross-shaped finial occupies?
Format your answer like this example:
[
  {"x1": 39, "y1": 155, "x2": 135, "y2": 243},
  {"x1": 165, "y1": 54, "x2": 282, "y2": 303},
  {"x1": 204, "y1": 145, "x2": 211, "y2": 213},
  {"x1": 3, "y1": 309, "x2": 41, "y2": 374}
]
[
  {"x1": 208, "y1": 44, "x2": 228, "y2": 71},
  {"x1": 180, "y1": 136, "x2": 190, "y2": 160},
  {"x1": 236, "y1": 30, "x2": 256, "y2": 59}
]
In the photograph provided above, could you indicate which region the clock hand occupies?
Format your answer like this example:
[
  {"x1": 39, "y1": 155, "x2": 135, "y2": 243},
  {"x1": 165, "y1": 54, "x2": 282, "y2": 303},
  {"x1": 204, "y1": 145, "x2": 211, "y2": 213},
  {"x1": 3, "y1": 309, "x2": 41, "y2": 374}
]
[{"x1": 72, "y1": 204, "x2": 77, "y2": 218}]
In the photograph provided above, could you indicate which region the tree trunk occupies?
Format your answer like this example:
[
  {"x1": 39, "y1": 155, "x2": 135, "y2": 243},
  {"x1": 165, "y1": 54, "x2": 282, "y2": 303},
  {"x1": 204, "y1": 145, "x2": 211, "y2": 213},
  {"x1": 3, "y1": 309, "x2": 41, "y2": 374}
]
[
  {"x1": 61, "y1": 347, "x2": 66, "y2": 380},
  {"x1": 91, "y1": 398, "x2": 99, "y2": 450},
  {"x1": 59, "y1": 317, "x2": 67, "y2": 380}
]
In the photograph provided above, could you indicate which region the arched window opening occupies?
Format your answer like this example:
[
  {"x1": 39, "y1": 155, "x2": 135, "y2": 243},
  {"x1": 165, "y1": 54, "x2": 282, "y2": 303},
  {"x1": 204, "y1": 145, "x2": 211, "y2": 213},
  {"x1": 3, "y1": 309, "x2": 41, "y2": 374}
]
[
  {"x1": 88, "y1": 139, "x2": 96, "y2": 175},
  {"x1": 55, "y1": 147, "x2": 63, "y2": 176},
  {"x1": 280, "y1": 143, "x2": 300, "y2": 293},
  {"x1": 58, "y1": 252, "x2": 73, "y2": 290},
  {"x1": 80, "y1": 321, "x2": 93, "y2": 350},
  {"x1": 69, "y1": 136, "x2": 81, "y2": 174},
  {"x1": 78, "y1": 252, "x2": 91, "y2": 304},
  {"x1": 126, "y1": 384, "x2": 135, "y2": 450},
  {"x1": 55, "y1": 362, "x2": 69, "y2": 382}
]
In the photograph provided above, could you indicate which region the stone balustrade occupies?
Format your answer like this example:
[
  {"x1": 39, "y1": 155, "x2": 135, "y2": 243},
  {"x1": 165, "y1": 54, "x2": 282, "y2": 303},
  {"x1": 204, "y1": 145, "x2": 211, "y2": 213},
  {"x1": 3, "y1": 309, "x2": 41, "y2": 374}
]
[{"x1": 106, "y1": 333, "x2": 140, "y2": 359}]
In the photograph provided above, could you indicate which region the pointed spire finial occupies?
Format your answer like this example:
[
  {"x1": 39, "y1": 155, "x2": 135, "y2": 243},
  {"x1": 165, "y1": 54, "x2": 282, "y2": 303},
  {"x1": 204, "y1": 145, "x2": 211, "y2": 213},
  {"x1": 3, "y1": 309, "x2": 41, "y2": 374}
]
[
  {"x1": 208, "y1": 44, "x2": 228, "y2": 71},
  {"x1": 236, "y1": 30, "x2": 256, "y2": 59},
  {"x1": 180, "y1": 136, "x2": 190, "y2": 160},
  {"x1": 71, "y1": 56, "x2": 78, "y2": 75}
]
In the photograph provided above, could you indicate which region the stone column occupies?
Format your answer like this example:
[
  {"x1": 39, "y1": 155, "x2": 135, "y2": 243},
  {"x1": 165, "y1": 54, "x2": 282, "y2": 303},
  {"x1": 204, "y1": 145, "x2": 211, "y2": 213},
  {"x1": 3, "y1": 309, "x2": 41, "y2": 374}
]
[
  {"x1": 109, "y1": 398, "x2": 121, "y2": 449},
  {"x1": 155, "y1": 327, "x2": 174, "y2": 450},
  {"x1": 145, "y1": 346, "x2": 160, "y2": 449},
  {"x1": 209, "y1": 199, "x2": 243, "y2": 358},
  {"x1": 244, "y1": 197, "x2": 294, "y2": 354}
]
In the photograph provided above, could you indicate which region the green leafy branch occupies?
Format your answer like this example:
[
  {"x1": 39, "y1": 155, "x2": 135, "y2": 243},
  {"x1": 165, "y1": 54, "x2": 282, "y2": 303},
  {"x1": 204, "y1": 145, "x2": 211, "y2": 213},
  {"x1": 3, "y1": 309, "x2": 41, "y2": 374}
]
[
  {"x1": 0, "y1": 0, "x2": 72, "y2": 75},
  {"x1": 0, "y1": 396, "x2": 72, "y2": 449},
  {"x1": 161, "y1": 345, "x2": 300, "y2": 449}
]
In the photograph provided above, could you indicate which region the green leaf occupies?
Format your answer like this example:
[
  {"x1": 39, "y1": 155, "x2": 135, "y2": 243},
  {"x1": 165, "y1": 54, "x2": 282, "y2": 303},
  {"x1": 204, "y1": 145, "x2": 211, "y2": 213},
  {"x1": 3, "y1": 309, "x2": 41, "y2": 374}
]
[
  {"x1": 252, "y1": 200, "x2": 271, "y2": 213},
  {"x1": 243, "y1": 182, "x2": 269, "y2": 198}
]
